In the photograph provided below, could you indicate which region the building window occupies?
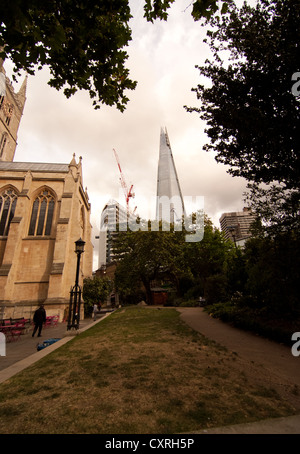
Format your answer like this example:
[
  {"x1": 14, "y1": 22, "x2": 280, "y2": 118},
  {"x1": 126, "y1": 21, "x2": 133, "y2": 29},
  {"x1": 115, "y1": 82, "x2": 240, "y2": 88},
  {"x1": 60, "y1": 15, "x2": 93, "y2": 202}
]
[
  {"x1": 80, "y1": 206, "x2": 85, "y2": 231},
  {"x1": 0, "y1": 188, "x2": 18, "y2": 236},
  {"x1": 0, "y1": 133, "x2": 7, "y2": 158},
  {"x1": 28, "y1": 190, "x2": 55, "y2": 236},
  {"x1": 3, "y1": 102, "x2": 13, "y2": 126}
]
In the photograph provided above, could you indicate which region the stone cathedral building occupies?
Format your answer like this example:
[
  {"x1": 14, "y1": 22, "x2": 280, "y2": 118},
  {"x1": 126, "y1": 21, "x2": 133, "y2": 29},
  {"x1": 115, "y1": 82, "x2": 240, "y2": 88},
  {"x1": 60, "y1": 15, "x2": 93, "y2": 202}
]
[{"x1": 0, "y1": 60, "x2": 93, "y2": 320}]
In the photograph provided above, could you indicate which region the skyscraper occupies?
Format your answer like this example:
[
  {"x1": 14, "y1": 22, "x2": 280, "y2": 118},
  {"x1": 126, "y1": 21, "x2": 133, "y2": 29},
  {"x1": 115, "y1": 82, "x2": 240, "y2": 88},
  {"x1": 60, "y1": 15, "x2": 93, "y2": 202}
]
[
  {"x1": 156, "y1": 127, "x2": 185, "y2": 223},
  {"x1": 98, "y1": 199, "x2": 128, "y2": 268},
  {"x1": 219, "y1": 207, "x2": 256, "y2": 246}
]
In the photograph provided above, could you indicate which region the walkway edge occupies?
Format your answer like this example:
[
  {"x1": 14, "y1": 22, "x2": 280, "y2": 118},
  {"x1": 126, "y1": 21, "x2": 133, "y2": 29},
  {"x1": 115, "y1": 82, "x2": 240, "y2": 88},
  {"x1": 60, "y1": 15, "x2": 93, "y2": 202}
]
[
  {"x1": 187, "y1": 414, "x2": 300, "y2": 434},
  {"x1": 0, "y1": 312, "x2": 112, "y2": 385}
]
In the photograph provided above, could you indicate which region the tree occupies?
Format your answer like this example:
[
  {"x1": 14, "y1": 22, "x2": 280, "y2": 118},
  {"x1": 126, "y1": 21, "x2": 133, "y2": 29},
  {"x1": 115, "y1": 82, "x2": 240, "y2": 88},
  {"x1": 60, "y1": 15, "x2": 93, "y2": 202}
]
[
  {"x1": 186, "y1": 0, "x2": 300, "y2": 232},
  {"x1": 143, "y1": 0, "x2": 231, "y2": 22},
  {"x1": 112, "y1": 216, "x2": 239, "y2": 305},
  {"x1": 243, "y1": 232, "x2": 300, "y2": 315},
  {"x1": 0, "y1": 0, "x2": 136, "y2": 111},
  {"x1": 243, "y1": 182, "x2": 300, "y2": 235},
  {"x1": 114, "y1": 252, "x2": 146, "y2": 305},
  {"x1": 83, "y1": 276, "x2": 113, "y2": 313},
  {"x1": 184, "y1": 216, "x2": 235, "y2": 302},
  {"x1": 113, "y1": 222, "x2": 186, "y2": 304},
  {"x1": 0, "y1": 0, "x2": 230, "y2": 111}
]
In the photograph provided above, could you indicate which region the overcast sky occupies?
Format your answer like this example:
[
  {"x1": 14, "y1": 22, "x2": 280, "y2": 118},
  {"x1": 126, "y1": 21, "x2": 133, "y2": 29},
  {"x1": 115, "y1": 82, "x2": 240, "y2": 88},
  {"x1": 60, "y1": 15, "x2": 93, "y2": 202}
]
[{"x1": 6, "y1": 0, "x2": 251, "y2": 270}]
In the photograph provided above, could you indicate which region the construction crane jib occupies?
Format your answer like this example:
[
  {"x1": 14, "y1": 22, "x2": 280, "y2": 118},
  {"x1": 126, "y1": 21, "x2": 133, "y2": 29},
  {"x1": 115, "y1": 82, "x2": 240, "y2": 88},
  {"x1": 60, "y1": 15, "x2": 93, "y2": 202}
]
[{"x1": 113, "y1": 148, "x2": 135, "y2": 214}]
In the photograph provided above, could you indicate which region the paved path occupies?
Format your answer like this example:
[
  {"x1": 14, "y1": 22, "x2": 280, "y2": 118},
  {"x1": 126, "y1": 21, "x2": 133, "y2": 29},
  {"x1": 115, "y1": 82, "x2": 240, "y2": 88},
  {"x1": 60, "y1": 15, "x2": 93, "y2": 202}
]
[
  {"x1": 0, "y1": 311, "x2": 113, "y2": 384},
  {"x1": 178, "y1": 307, "x2": 300, "y2": 384},
  {"x1": 177, "y1": 307, "x2": 300, "y2": 434}
]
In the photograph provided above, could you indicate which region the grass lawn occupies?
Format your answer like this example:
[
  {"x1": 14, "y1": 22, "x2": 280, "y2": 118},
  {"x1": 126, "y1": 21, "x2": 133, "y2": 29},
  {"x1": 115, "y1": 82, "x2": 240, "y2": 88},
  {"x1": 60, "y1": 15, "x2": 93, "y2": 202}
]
[{"x1": 0, "y1": 307, "x2": 297, "y2": 434}]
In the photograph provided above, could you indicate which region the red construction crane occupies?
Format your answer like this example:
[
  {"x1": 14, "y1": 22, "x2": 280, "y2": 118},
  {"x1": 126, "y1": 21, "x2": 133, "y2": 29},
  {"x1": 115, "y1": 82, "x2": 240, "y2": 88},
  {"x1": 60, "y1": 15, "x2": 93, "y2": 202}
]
[{"x1": 113, "y1": 148, "x2": 135, "y2": 214}]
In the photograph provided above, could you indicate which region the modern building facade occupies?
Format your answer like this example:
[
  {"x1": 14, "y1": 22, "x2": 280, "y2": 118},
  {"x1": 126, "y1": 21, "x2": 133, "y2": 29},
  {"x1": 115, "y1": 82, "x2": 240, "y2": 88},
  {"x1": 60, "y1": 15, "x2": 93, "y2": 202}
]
[
  {"x1": 98, "y1": 200, "x2": 128, "y2": 268},
  {"x1": 219, "y1": 207, "x2": 255, "y2": 245},
  {"x1": 156, "y1": 127, "x2": 185, "y2": 224},
  {"x1": 0, "y1": 60, "x2": 93, "y2": 320}
]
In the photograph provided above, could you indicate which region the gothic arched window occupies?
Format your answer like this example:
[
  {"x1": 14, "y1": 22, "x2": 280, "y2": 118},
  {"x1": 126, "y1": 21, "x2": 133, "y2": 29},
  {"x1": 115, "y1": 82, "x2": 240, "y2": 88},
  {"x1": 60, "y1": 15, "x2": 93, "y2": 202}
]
[
  {"x1": 28, "y1": 190, "x2": 55, "y2": 236},
  {"x1": 0, "y1": 188, "x2": 18, "y2": 236}
]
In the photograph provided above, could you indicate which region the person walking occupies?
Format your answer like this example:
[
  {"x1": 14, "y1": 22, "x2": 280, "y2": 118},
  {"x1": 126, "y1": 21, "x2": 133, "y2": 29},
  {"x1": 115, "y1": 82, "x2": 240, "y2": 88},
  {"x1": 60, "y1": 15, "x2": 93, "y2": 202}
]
[
  {"x1": 92, "y1": 303, "x2": 98, "y2": 321},
  {"x1": 32, "y1": 304, "x2": 46, "y2": 337}
]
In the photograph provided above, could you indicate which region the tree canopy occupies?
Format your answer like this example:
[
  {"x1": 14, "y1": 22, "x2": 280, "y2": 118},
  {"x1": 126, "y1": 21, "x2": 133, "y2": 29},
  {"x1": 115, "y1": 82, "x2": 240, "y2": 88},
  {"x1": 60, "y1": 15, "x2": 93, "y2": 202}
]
[
  {"x1": 112, "y1": 216, "x2": 235, "y2": 305},
  {"x1": 0, "y1": 0, "x2": 136, "y2": 111},
  {"x1": 186, "y1": 0, "x2": 300, "y2": 233},
  {"x1": 113, "y1": 222, "x2": 186, "y2": 304},
  {"x1": 83, "y1": 276, "x2": 113, "y2": 312},
  {"x1": 143, "y1": 0, "x2": 231, "y2": 22},
  {"x1": 0, "y1": 0, "x2": 230, "y2": 111}
]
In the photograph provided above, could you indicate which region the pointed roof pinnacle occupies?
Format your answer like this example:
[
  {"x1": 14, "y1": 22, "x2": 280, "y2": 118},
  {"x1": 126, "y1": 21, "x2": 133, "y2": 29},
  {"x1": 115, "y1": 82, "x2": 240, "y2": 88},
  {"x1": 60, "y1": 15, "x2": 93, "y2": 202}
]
[
  {"x1": 77, "y1": 155, "x2": 83, "y2": 180},
  {"x1": 17, "y1": 73, "x2": 28, "y2": 97},
  {"x1": 69, "y1": 153, "x2": 77, "y2": 167},
  {"x1": 160, "y1": 125, "x2": 172, "y2": 153},
  {"x1": 15, "y1": 73, "x2": 28, "y2": 111}
]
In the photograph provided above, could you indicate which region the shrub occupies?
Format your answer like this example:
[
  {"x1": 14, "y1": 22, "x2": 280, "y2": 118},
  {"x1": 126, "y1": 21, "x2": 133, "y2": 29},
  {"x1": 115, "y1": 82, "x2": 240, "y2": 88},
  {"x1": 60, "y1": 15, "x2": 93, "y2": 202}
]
[
  {"x1": 184, "y1": 283, "x2": 204, "y2": 300},
  {"x1": 204, "y1": 274, "x2": 228, "y2": 305}
]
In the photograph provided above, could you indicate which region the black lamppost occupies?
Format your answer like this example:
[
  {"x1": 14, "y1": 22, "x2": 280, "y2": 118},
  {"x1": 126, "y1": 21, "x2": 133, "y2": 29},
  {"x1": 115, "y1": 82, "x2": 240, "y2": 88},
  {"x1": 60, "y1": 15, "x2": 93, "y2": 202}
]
[
  {"x1": 67, "y1": 238, "x2": 85, "y2": 330},
  {"x1": 228, "y1": 226, "x2": 237, "y2": 247}
]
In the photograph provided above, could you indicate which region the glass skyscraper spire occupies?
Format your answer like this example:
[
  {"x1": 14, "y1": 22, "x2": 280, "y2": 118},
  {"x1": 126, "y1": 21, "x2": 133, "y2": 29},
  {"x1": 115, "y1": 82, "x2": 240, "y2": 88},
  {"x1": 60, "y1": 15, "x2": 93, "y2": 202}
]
[{"x1": 156, "y1": 127, "x2": 185, "y2": 223}]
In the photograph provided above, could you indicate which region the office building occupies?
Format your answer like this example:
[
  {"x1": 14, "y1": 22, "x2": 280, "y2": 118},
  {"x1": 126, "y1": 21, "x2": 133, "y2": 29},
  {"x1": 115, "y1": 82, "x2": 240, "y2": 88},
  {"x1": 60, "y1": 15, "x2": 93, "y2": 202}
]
[{"x1": 219, "y1": 207, "x2": 255, "y2": 245}]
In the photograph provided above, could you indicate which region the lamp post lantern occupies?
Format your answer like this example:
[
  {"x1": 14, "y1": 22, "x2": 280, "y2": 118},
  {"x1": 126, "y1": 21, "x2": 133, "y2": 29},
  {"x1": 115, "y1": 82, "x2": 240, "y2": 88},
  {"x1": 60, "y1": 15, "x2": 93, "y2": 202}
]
[
  {"x1": 67, "y1": 238, "x2": 85, "y2": 330},
  {"x1": 228, "y1": 226, "x2": 237, "y2": 247}
]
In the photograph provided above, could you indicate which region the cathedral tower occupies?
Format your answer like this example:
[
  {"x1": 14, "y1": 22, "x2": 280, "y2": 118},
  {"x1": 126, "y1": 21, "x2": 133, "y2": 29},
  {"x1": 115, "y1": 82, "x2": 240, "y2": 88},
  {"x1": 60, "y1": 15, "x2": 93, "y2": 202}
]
[{"x1": 0, "y1": 59, "x2": 27, "y2": 162}]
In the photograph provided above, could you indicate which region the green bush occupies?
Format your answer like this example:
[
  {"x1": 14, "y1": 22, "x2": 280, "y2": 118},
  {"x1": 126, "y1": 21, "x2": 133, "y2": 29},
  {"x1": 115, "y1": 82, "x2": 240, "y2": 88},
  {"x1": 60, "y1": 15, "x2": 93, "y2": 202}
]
[
  {"x1": 163, "y1": 292, "x2": 182, "y2": 307},
  {"x1": 204, "y1": 274, "x2": 228, "y2": 305},
  {"x1": 184, "y1": 284, "x2": 204, "y2": 300}
]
